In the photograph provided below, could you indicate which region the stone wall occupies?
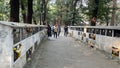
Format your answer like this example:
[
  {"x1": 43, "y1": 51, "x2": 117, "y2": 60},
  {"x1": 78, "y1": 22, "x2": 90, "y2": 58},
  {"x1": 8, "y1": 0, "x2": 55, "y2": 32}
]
[
  {"x1": 69, "y1": 29, "x2": 120, "y2": 60},
  {"x1": 0, "y1": 21, "x2": 47, "y2": 68},
  {"x1": 13, "y1": 30, "x2": 47, "y2": 68},
  {"x1": 0, "y1": 24, "x2": 13, "y2": 68}
]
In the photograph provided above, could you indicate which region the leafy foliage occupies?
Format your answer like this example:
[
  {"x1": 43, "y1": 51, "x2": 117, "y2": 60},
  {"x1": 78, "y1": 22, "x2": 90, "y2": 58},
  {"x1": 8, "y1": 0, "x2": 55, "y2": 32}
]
[
  {"x1": 84, "y1": 0, "x2": 112, "y2": 25},
  {"x1": 0, "y1": 0, "x2": 9, "y2": 20},
  {"x1": 0, "y1": 0, "x2": 119, "y2": 26}
]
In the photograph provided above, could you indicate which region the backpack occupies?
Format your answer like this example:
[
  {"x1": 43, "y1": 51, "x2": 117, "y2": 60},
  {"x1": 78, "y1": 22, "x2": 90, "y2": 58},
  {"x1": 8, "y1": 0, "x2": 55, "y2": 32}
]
[{"x1": 54, "y1": 27, "x2": 57, "y2": 32}]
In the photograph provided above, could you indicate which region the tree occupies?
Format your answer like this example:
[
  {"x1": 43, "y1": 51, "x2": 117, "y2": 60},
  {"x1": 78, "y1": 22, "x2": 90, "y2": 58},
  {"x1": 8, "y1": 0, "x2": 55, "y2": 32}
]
[
  {"x1": 27, "y1": 0, "x2": 33, "y2": 24},
  {"x1": 20, "y1": 0, "x2": 27, "y2": 23},
  {"x1": 10, "y1": 0, "x2": 19, "y2": 22},
  {"x1": 32, "y1": 0, "x2": 40, "y2": 24},
  {"x1": 111, "y1": 0, "x2": 117, "y2": 26},
  {"x1": 40, "y1": 0, "x2": 50, "y2": 25},
  {"x1": 85, "y1": 0, "x2": 112, "y2": 26},
  {"x1": 89, "y1": 0, "x2": 99, "y2": 26},
  {"x1": 71, "y1": 0, "x2": 79, "y2": 25}
]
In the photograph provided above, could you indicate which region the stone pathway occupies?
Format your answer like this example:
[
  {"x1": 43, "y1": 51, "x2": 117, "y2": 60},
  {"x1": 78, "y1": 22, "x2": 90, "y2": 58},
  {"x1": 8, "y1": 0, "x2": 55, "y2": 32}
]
[{"x1": 24, "y1": 35, "x2": 120, "y2": 68}]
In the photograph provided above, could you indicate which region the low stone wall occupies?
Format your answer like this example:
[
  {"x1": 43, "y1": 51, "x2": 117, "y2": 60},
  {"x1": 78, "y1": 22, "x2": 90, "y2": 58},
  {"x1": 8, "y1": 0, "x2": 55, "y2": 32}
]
[
  {"x1": 13, "y1": 30, "x2": 47, "y2": 68},
  {"x1": 0, "y1": 21, "x2": 47, "y2": 68},
  {"x1": 69, "y1": 29, "x2": 120, "y2": 60},
  {"x1": 0, "y1": 24, "x2": 13, "y2": 68}
]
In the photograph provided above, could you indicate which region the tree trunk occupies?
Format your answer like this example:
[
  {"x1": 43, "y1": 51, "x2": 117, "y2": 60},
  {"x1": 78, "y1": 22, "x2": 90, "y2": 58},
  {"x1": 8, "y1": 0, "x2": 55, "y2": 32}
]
[
  {"x1": 90, "y1": 0, "x2": 99, "y2": 26},
  {"x1": 60, "y1": 4, "x2": 62, "y2": 25},
  {"x1": 38, "y1": 0, "x2": 41, "y2": 25},
  {"x1": 42, "y1": 0, "x2": 47, "y2": 25},
  {"x1": 43, "y1": 4, "x2": 47, "y2": 25},
  {"x1": 27, "y1": 0, "x2": 33, "y2": 24},
  {"x1": 110, "y1": 0, "x2": 117, "y2": 26},
  {"x1": 20, "y1": 0, "x2": 26, "y2": 23},
  {"x1": 72, "y1": 0, "x2": 78, "y2": 26},
  {"x1": 10, "y1": 0, "x2": 19, "y2": 22}
]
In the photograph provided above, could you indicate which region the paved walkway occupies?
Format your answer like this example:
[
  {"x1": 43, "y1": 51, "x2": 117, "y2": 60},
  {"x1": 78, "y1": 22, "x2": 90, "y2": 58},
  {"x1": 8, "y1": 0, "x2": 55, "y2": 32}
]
[{"x1": 24, "y1": 35, "x2": 120, "y2": 68}]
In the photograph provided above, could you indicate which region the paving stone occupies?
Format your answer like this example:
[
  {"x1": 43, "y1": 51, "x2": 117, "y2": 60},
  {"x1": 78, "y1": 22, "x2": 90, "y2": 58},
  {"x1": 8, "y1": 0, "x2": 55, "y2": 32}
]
[{"x1": 24, "y1": 33, "x2": 120, "y2": 68}]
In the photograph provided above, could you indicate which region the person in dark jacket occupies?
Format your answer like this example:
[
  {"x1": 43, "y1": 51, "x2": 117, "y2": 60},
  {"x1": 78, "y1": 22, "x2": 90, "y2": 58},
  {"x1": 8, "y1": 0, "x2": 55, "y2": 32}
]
[
  {"x1": 47, "y1": 24, "x2": 51, "y2": 37},
  {"x1": 64, "y1": 25, "x2": 68, "y2": 36},
  {"x1": 57, "y1": 25, "x2": 61, "y2": 36}
]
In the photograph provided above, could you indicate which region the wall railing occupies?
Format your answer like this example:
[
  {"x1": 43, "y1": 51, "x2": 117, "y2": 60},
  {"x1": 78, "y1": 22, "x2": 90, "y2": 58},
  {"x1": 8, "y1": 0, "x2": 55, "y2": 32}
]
[
  {"x1": 0, "y1": 21, "x2": 47, "y2": 68},
  {"x1": 69, "y1": 26, "x2": 120, "y2": 62}
]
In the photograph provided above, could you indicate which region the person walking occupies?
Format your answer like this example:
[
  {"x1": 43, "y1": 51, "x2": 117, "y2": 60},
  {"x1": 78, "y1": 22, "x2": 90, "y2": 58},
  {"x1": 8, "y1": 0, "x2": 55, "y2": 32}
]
[
  {"x1": 47, "y1": 24, "x2": 51, "y2": 37},
  {"x1": 57, "y1": 25, "x2": 61, "y2": 36},
  {"x1": 51, "y1": 25, "x2": 54, "y2": 36},
  {"x1": 54, "y1": 25, "x2": 58, "y2": 38},
  {"x1": 64, "y1": 25, "x2": 68, "y2": 37}
]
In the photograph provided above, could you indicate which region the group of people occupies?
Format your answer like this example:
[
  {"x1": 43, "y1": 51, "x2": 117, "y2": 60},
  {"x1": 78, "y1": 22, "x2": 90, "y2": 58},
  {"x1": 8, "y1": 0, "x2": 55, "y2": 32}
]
[
  {"x1": 47, "y1": 24, "x2": 68, "y2": 38},
  {"x1": 47, "y1": 24, "x2": 61, "y2": 38}
]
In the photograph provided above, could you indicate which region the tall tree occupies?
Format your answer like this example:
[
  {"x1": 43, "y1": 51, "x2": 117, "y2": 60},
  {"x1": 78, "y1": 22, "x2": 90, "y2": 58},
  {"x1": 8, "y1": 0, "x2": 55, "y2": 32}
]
[
  {"x1": 55, "y1": 0, "x2": 63, "y2": 25},
  {"x1": 111, "y1": 0, "x2": 117, "y2": 26},
  {"x1": 86, "y1": 0, "x2": 112, "y2": 26},
  {"x1": 97, "y1": 0, "x2": 111, "y2": 26},
  {"x1": 20, "y1": 0, "x2": 27, "y2": 23},
  {"x1": 41, "y1": 0, "x2": 49, "y2": 25},
  {"x1": 71, "y1": 0, "x2": 79, "y2": 25},
  {"x1": 42, "y1": 0, "x2": 46, "y2": 25},
  {"x1": 90, "y1": 0, "x2": 99, "y2": 26},
  {"x1": 32, "y1": 0, "x2": 41, "y2": 25},
  {"x1": 27, "y1": 0, "x2": 33, "y2": 24},
  {"x1": 55, "y1": 0, "x2": 82, "y2": 25},
  {"x1": 10, "y1": 0, "x2": 19, "y2": 22}
]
